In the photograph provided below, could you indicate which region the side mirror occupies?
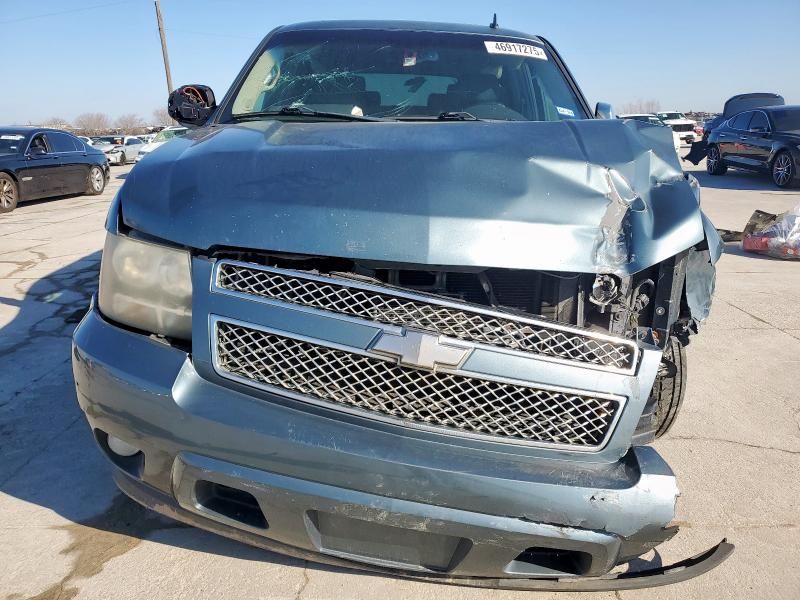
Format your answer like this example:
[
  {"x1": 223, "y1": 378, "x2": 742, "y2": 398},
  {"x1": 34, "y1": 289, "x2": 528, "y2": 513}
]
[
  {"x1": 594, "y1": 102, "x2": 615, "y2": 120},
  {"x1": 168, "y1": 84, "x2": 216, "y2": 127}
]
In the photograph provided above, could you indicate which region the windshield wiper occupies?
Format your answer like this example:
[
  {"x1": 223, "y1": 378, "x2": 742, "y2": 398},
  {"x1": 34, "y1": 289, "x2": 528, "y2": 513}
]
[
  {"x1": 437, "y1": 111, "x2": 480, "y2": 121},
  {"x1": 394, "y1": 112, "x2": 482, "y2": 122},
  {"x1": 233, "y1": 105, "x2": 384, "y2": 122}
]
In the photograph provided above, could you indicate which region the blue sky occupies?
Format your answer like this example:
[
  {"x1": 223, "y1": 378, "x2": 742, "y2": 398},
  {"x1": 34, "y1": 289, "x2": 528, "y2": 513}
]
[{"x1": 2, "y1": 0, "x2": 799, "y2": 124}]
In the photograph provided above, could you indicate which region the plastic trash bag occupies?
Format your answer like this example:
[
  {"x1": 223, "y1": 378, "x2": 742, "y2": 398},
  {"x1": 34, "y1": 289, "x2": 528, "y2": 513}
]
[{"x1": 742, "y1": 204, "x2": 800, "y2": 259}]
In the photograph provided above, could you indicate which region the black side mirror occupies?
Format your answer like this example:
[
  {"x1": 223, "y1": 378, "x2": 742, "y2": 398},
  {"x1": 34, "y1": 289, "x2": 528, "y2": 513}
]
[
  {"x1": 29, "y1": 146, "x2": 47, "y2": 157},
  {"x1": 167, "y1": 84, "x2": 217, "y2": 127}
]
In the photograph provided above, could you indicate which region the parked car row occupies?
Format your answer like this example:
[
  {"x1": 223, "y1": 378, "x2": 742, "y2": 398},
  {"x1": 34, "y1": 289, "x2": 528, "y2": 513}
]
[
  {"x1": 89, "y1": 127, "x2": 189, "y2": 165},
  {"x1": 0, "y1": 125, "x2": 189, "y2": 213},
  {"x1": 618, "y1": 113, "x2": 682, "y2": 154}
]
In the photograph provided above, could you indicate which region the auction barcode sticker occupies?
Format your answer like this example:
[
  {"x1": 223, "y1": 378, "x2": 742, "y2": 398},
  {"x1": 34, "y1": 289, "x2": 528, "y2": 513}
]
[{"x1": 484, "y1": 41, "x2": 547, "y2": 60}]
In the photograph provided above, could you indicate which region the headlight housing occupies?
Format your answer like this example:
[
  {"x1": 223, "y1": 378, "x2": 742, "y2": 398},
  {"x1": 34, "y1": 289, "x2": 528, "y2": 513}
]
[{"x1": 98, "y1": 233, "x2": 192, "y2": 339}]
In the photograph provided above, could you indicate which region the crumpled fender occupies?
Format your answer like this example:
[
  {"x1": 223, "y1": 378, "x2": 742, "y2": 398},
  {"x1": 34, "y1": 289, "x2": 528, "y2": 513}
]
[{"x1": 684, "y1": 211, "x2": 723, "y2": 322}]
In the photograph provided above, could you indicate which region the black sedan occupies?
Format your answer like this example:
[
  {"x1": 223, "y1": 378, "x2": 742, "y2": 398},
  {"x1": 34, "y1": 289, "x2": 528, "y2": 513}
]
[
  {"x1": 0, "y1": 127, "x2": 110, "y2": 214},
  {"x1": 706, "y1": 106, "x2": 800, "y2": 188}
]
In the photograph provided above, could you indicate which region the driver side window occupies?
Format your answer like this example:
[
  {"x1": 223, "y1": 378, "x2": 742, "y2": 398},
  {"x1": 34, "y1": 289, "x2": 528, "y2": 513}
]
[
  {"x1": 29, "y1": 134, "x2": 48, "y2": 153},
  {"x1": 729, "y1": 112, "x2": 752, "y2": 130},
  {"x1": 748, "y1": 111, "x2": 769, "y2": 132}
]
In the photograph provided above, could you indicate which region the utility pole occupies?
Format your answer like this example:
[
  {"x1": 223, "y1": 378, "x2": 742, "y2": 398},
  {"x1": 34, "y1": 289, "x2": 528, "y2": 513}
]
[{"x1": 154, "y1": 0, "x2": 173, "y2": 95}]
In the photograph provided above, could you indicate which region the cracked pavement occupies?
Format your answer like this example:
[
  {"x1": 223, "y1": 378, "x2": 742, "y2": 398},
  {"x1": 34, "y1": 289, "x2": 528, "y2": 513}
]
[{"x1": 1, "y1": 161, "x2": 799, "y2": 599}]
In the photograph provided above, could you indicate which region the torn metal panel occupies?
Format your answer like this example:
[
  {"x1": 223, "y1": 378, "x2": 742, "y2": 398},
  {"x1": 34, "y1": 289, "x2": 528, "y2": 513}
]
[
  {"x1": 120, "y1": 118, "x2": 707, "y2": 274},
  {"x1": 685, "y1": 248, "x2": 717, "y2": 322}
]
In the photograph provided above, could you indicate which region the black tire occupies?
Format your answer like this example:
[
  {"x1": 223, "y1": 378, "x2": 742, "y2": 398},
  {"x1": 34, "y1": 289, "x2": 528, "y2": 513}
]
[
  {"x1": 771, "y1": 150, "x2": 794, "y2": 188},
  {"x1": 652, "y1": 336, "x2": 687, "y2": 438},
  {"x1": 706, "y1": 145, "x2": 727, "y2": 175},
  {"x1": 86, "y1": 165, "x2": 106, "y2": 195},
  {"x1": 0, "y1": 172, "x2": 19, "y2": 213},
  {"x1": 118, "y1": 151, "x2": 126, "y2": 165}
]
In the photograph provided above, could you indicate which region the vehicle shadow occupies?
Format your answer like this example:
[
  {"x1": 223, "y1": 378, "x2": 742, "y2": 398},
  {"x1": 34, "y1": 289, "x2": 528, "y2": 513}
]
[
  {"x1": 19, "y1": 192, "x2": 88, "y2": 208},
  {"x1": 0, "y1": 252, "x2": 363, "y2": 589},
  {"x1": 690, "y1": 168, "x2": 793, "y2": 192}
]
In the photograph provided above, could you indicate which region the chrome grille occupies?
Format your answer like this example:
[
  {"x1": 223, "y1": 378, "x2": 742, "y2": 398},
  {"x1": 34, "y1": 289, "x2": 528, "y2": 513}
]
[
  {"x1": 216, "y1": 262, "x2": 636, "y2": 371},
  {"x1": 215, "y1": 321, "x2": 620, "y2": 448}
]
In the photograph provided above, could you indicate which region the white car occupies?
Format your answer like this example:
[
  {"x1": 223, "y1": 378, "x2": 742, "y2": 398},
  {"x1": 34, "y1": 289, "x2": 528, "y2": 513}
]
[
  {"x1": 92, "y1": 135, "x2": 144, "y2": 165},
  {"x1": 656, "y1": 111, "x2": 697, "y2": 144},
  {"x1": 77, "y1": 135, "x2": 94, "y2": 146},
  {"x1": 619, "y1": 113, "x2": 682, "y2": 155},
  {"x1": 135, "y1": 126, "x2": 188, "y2": 162}
]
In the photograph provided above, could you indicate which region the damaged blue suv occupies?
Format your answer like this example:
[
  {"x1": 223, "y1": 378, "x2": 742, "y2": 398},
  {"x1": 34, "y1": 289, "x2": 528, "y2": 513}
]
[{"x1": 72, "y1": 20, "x2": 731, "y2": 590}]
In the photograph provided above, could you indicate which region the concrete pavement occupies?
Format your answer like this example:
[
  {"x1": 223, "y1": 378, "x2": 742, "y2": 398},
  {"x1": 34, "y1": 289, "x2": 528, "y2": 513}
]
[{"x1": 0, "y1": 160, "x2": 798, "y2": 599}]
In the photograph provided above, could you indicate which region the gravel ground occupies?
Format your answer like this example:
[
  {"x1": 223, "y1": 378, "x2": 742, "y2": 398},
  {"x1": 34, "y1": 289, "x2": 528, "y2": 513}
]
[{"x1": 1, "y1": 158, "x2": 799, "y2": 600}]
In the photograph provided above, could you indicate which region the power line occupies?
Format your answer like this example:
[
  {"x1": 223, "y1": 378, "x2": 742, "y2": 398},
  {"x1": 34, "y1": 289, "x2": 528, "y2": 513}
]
[
  {"x1": 167, "y1": 28, "x2": 260, "y2": 41},
  {"x1": 0, "y1": 0, "x2": 133, "y2": 25}
]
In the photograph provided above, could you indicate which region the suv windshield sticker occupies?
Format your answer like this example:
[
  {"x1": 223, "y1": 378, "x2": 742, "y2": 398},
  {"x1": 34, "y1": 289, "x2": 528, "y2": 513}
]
[
  {"x1": 484, "y1": 40, "x2": 547, "y2": 60},
  {"x1": 557, "y1": 106, "x2": 575, "y2": 117}
]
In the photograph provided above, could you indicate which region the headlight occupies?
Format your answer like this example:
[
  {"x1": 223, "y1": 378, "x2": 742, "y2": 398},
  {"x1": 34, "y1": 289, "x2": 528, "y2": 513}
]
[{"x1": 98, "y1": 233, "x2": 192, "y2": 339}]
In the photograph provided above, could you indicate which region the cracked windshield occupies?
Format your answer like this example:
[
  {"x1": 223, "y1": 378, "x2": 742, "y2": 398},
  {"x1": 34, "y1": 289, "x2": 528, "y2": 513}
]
[{"x1": 230, "y1": 30, "x2": 586, "y2": 121}]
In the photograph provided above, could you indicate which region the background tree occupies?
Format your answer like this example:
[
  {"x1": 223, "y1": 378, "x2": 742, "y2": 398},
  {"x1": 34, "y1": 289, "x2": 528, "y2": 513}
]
[
  {"x1": 74, "y1": 112, "x2": 111, "y2": 133},
  {"x1": 114, "y1": 113, "x2": 145, "y2": 132},
  {"x1": 151, "y1": 108, "x2": 174, "y2": 126},
  {"x1": 620, "y1": 99, "x2": 662, "y2": 115},
  {"x1": 42, "y1": 116, "x2": 71, "y2": 130}
]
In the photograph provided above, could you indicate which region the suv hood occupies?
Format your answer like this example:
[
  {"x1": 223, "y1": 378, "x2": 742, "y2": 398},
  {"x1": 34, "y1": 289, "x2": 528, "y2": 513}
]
[{"x1": 120, "y1": 118, "x2": 707, "y2": 274}]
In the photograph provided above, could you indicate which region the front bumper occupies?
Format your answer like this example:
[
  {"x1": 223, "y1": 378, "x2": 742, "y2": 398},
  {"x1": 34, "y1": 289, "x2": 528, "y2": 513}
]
[{"x1": 73, "y1": 304, "x2": 692, "y2": 581}]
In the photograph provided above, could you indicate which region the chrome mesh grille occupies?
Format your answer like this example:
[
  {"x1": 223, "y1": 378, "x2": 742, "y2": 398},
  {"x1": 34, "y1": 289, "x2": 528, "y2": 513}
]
[
  {"x1": 217, "y1": 263, "x2": 635, "y2": 371},
  {"x1": 215, "y1": 321, "x2": 620, "y2": 448}
]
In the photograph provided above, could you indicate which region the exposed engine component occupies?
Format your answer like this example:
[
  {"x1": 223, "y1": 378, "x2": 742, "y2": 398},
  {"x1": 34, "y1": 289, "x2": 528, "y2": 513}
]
[{"x1": 589, "y1": 274, "x2": 620, "y2": 309}]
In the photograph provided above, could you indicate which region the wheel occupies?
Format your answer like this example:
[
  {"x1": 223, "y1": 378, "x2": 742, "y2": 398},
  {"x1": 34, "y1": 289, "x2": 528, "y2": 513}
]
[
  {"x1": 772, "y1": 151, "x2": 794, "y2": 188},
  {"x1": 86, "y1": 165, "x2": 106, "y2": 195},
  {"x1": 118, "y1": 151, "x2": 127, "y2": 165},
  {"x1": 706, "y1": 145, "x2": 727, "y2": 175},
  {"x1": 652, "y1": 336, "x2": 687, "y2": 438},
  {"x1": 0, "y1": 173, "x2": 18, "y2": 213}
]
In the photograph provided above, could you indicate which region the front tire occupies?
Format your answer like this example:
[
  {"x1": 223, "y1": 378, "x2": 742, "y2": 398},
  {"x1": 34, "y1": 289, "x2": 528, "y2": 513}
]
[
  {"x1": 706, "y1": 145, "x2": 727, "y2": 175},
  {"x1": 86, "y1": 166, "x2": 106, "y2": 195},
  {"x1": 0, "y1": 173, "x2": 19, "y2": 213},
  {"x1": 772, "y1": 151, "x2": 794, "y2": 188},
  {"x1": 652, "y1": 336, "x2": 687, "y2": 438}
]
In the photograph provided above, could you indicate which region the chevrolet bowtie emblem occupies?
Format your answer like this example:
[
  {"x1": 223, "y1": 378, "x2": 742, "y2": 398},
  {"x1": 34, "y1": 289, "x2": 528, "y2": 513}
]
[{"x1": 370, "y1": 329, "x2": 472, "y2": 370}]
